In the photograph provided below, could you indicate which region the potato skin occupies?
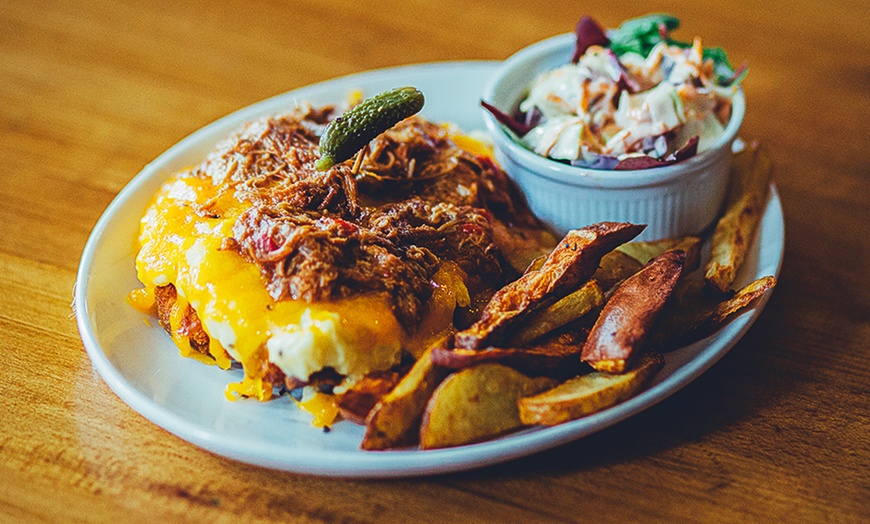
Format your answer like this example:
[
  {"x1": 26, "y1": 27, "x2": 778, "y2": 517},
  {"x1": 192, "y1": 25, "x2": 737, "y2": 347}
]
[
  {"x1": 361, "y1": 347, "x2": 446, "y2": 450},
  {"x1": 705, "y1": 144, "x2": 772, "y2": 293},
  {"x1": 519, "y1": 353, "x2": 664, "y2": 426},
  {"x1": 455, "y1": 222, "x2": 645, "y2": 350},
  {"x1": 582, "y1": 250, "x2": 685, "y2": 373},
  {"x1": 430, "y1": 344, "x2": 585, "y2": 378},
  {"x1": 419, "y1": 364, "x2": 556, "y2": 449}
]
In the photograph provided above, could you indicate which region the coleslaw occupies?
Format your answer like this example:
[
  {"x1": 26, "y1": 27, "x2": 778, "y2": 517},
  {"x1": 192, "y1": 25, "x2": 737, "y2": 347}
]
[{"x1": 493, "y1": 14, "x2": 746, "y2": 170}]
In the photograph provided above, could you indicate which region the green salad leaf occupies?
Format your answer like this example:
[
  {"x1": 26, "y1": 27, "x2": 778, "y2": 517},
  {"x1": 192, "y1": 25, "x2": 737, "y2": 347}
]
[
  {"x1": 607, "y1": 13, "x2": 745, "y2": 85},
  {"x1": 607, "y1": 14, "x2": 680, "y2": 57}
]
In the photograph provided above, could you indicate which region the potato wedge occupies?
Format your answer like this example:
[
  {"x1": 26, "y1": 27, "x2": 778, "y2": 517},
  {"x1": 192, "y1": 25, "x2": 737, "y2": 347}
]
[
  {"x1": 593, "y1": 250, "x2": 644, "y2": 291},
  {"x1": 707, "y1": 275, "x2": 777, "y2": 326},
  {"x1": 519, "y1": 353, "x2": 664, "y2": 425},
  {"x1": 419, "y1": 364, "x2": 557, "y2": 449},
  {"x1": 617, "y1": 235, "x2": 703, "y2": 272},
  {"x1": 701, "y1": 276, "x2": 776, "y2": 333},
  {"x1": 647, "y1": 275, "x2": 777, "y2": 351},
  {"x1": 430, "y1": 343, "x2": 586, "y2": 378},
  {"x1": 361, "y1": 347, "x2": 446, "y2": 450},
  {"x1": 706, "y1": 143, "x2": 772, "y2": 293},
  {"x1": 531, "y1": 249, "x2": 644, "y2": 291},
  {"x1": 582, "y1": 250, "x2": 685, "y2": 373},
  {"x1": 455, "y1": 222, "x2": 645, "y2": 349},
  {"x1": 337, "y1": 370, "x2": 403, "y2": 425},
  {"x1": 513, "y1": 280, "x2": 604, "y2": 346}
]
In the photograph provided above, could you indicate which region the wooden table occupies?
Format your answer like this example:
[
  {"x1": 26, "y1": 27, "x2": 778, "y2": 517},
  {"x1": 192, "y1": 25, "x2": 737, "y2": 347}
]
[{"x1": 2, "y1": 0, "x2": 867, "y2": 521}]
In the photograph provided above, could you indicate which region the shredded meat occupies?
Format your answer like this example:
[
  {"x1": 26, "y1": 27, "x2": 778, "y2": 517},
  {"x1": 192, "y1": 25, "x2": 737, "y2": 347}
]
[
  {"x1": 187, "y1": 107, "x2": 554, "y2": 329},
  {"x1": 230, "y1": 202, "x2": 438, "y2": 326},
  {"x1": 360, "y1": 200, "x2": 503, "y2": 288},
  {"x1": 196, "y1": 103, "x2": 334, "y2": 187}
]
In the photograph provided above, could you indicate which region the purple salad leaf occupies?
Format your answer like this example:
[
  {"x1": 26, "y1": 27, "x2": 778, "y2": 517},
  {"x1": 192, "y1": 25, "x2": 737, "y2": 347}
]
[
  {"x1": 480, "y1": 100, "x2": 532, "y2": 136},
  {"x1": 572, "y1": 16, "x2": 610, "y2": 63},
  {"x1": 524, "y1": 106, "x2": 542, "y2": 130},
  {"x1": 613, "y1": 156, "x2": 671, "y2": 170},
  {"x1": 669, "y1": 136, "x2": 699, "y2": 161},
  {"x1": 721, "y1": 61, "x2": 749, "y2": 86},
  {"x1": 640, "y1": 134, "x2": 669, "y2": 158},
  {"x1": 571, "y1": 154, "x2": 620, "y2": 170},
  {"x1": 613, "y1": 136, "x2": 699, "y2": 170}
]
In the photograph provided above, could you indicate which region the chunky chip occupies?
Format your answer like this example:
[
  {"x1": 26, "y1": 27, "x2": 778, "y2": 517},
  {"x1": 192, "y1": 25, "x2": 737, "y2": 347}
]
[
  {"x1": 618, "y1": 235, "x2": 703, "y2": 271},
  {"x1": 513, "y1": 279, "x2": 604, "y2": 346},
  {"x1": 431, "y1": 343, "x2": 586, "y2": 378},
  {"x1": 518, "y1": 353, "x2": 664, "y2": 425},
  {"x1": 419, "y1": 364, "x2": 557, "y2": 449},
  {"x1": 706, "y1": 143, "x2": 772, "y2": 292},
  {"x1": 361, "y1": 347, "x2": 447, "y2": 450},
  {"x1": 454, "y1": 222, "x2": 645, "y2": 349},
  {"x1": 582, "y1": 250, "x2": 686, "y2": 373}
]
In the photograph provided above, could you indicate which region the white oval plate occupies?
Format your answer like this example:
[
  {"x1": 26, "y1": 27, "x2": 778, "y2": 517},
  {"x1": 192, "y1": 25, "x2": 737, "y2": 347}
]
[{"x1": 75, "y1": 61, "x2": 784, "y2": 478}]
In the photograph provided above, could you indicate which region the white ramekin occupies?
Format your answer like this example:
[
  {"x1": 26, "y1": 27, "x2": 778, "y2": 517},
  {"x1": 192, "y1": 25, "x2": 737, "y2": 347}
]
[{"x1": 482, "y1": 33, "x2": 745, "y2": 241}]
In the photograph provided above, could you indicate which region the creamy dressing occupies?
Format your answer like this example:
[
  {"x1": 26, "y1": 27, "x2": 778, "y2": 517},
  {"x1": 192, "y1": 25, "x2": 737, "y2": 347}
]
[{"x1": 519, "y1": 40, "x2": 736, "y2": 164}]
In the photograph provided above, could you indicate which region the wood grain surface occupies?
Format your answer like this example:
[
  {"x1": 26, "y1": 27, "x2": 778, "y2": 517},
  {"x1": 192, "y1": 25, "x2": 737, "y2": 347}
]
[{"x1": 1, "y1": 0, "x2": 868, "y2": 521}]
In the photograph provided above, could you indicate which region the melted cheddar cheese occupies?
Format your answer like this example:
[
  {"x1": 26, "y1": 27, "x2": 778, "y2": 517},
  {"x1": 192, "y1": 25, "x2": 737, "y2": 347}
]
[
  {"x1": 132, "y1": 125, "x2": 487, "y2": 408},
  {"x1": 134, "y1": 173, "x2": 404, "y2": 400}
]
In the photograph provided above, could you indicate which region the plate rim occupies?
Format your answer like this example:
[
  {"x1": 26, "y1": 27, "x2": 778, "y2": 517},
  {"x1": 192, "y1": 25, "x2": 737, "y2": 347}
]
[{"x1": 75, "y1": 60, "x2": 784, "y2": 478}]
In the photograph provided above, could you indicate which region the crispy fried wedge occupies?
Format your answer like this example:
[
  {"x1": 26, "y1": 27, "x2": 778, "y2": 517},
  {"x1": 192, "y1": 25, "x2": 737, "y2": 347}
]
[
  {"x1": 591, "y1": 235, "x2": 701, "y2": 294},
  {"x1": 454, "y1": 222, "x2": 645, "y2": 349},
  {"x1": 618, "y1": 235, "x2": 703, "y2": 272},
  {"x1": 519, "y1": 353, "x2": 664, "y2": 425},
  {"x1": 593, "y1": 250, "x2": 644, "y2": 291},
  {"x1": 582, "y1": 250, "x2": 686, "y2": 373},
  {"x1": 513, "y1": 279, "x2": 604, "y2": 345},
  {"x1": 337, "y1": 370, "x2": 403, "y2": 425},
  {"x1": 527, "y1": 238, "x2": 681, "y2": 293},
  {"x1": 431, "y1": 343, "x2": 586, "y2": 378},
  {"x1": 706, "y1": 275, "x2": 777, "y2": 327},
  {"x1": 419, "y1": 364, "x2": 557, "y2": 449},
  {"x1": 647, "y1": 275, "x2": 777, "y2": 351},
  {"x1": 706, "y1": 143, "x2": 773, "y2": 293},
  {"x1": 361, "y1": 347, "x2": 446, "y2": 450}
]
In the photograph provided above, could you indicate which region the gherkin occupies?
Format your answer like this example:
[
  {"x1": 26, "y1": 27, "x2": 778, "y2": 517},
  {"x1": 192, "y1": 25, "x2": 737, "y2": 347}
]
[{"x1": 315, "y1": 87, "x2": 425, "y2": 171}]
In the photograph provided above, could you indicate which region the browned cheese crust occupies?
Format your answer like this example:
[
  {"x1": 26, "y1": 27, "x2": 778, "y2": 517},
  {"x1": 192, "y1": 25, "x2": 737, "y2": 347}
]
[{"x1": 153, "y1": 284, "x2": 210, "y2": 354}]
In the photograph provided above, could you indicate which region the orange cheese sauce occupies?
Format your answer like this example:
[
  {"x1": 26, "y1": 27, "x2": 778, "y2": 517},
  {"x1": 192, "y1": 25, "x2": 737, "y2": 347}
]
[
  {"x1": 134, "y1": 173, "x2": 404, "y2": 401},
  {"x1": 132, "y1": 125, "x2": 485, "y2": 410},
  {"x1": 297, "y1": 391, "x2": 341, "y2": 428}
]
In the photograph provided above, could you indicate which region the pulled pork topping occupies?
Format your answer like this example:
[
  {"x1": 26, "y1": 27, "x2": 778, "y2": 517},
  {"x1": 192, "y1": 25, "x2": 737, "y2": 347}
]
[
  {"x1": 231, "y1": 203, "x2": 438, "y2": 327},
  {"x1": 189, "y1": 104, "x2": 546, "y2": 329}
]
